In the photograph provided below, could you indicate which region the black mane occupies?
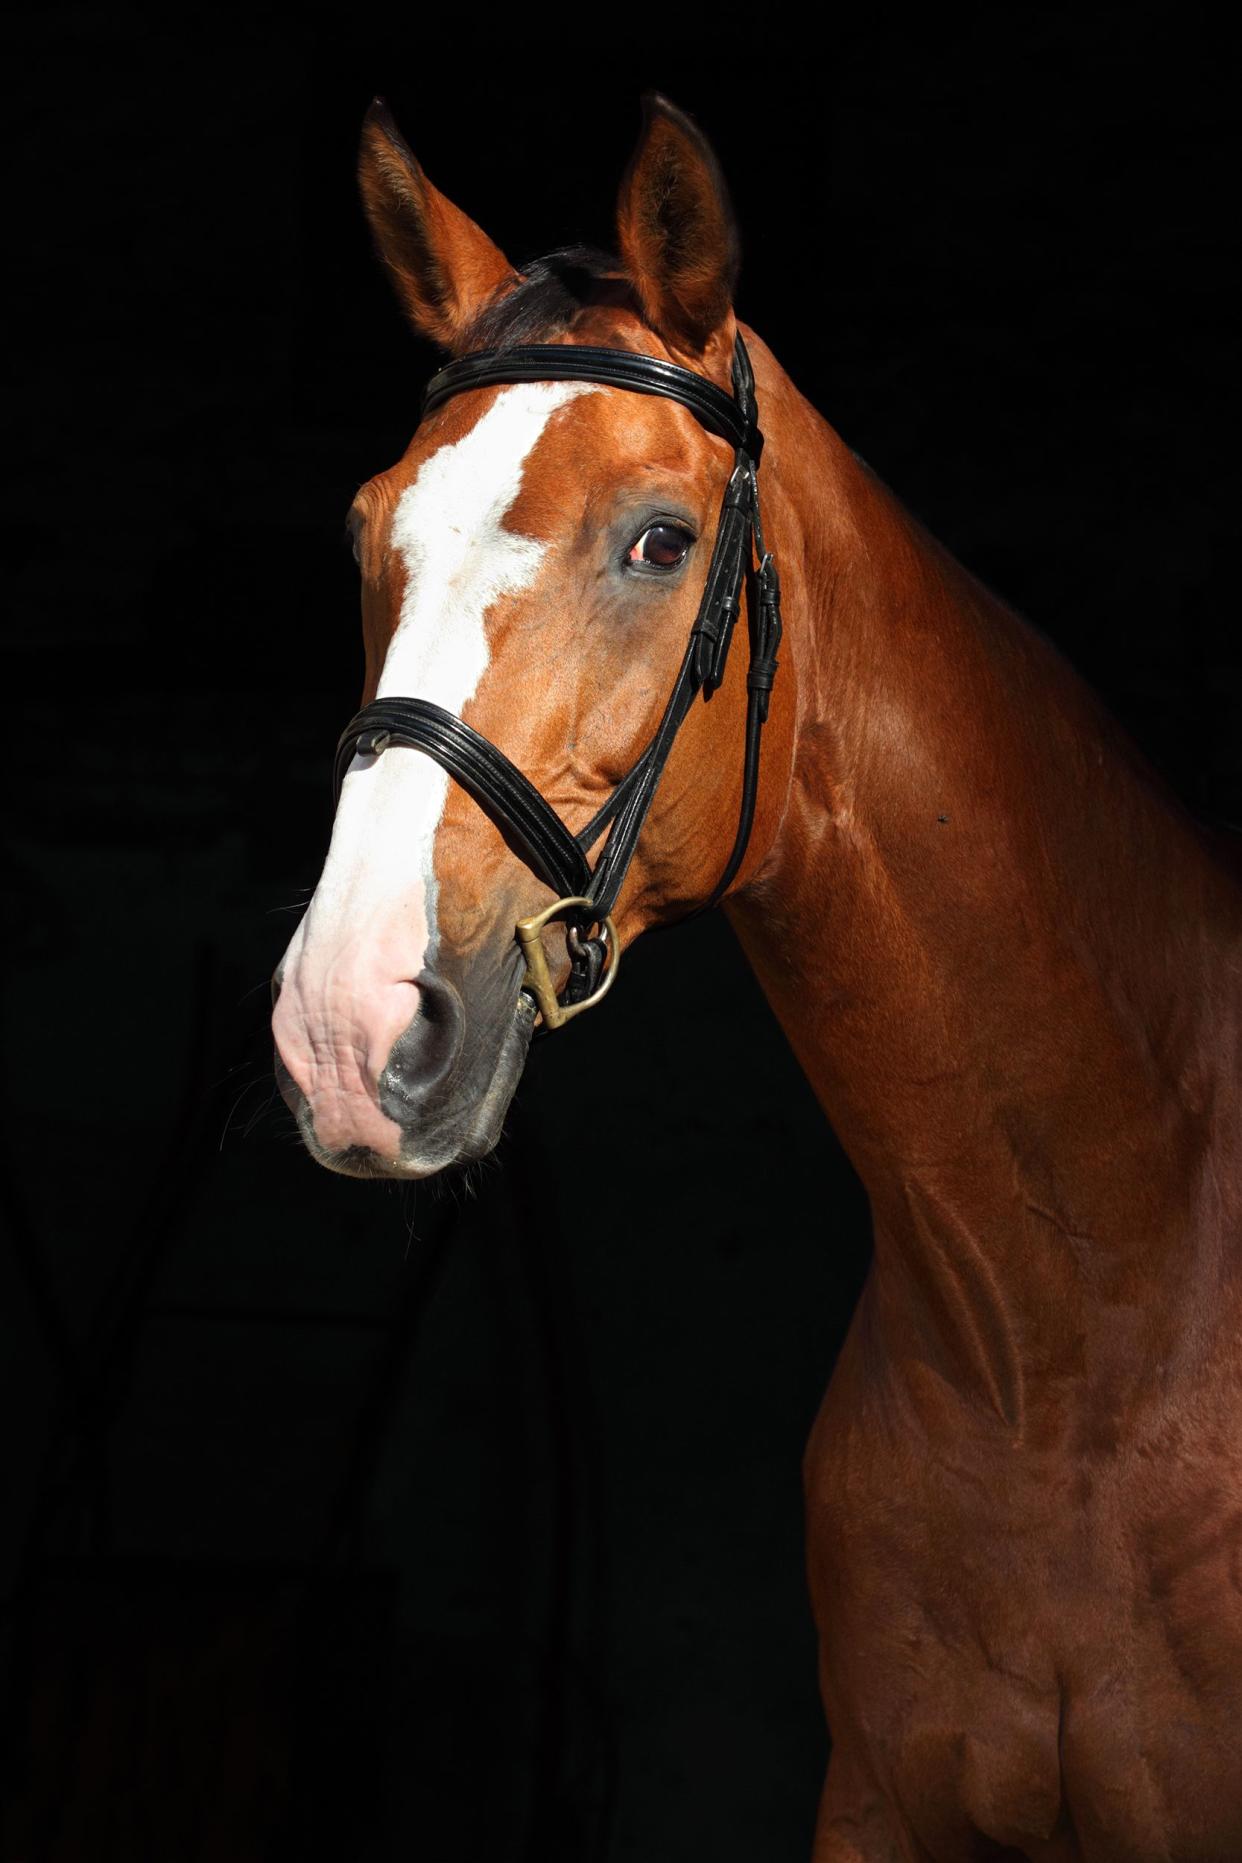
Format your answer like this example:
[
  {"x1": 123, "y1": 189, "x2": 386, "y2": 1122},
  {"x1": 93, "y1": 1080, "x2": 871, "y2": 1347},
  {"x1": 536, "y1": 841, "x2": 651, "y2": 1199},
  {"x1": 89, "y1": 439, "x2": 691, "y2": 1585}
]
[{"x1": 460, "y1": 245, "x2": 635, "y2": 351}]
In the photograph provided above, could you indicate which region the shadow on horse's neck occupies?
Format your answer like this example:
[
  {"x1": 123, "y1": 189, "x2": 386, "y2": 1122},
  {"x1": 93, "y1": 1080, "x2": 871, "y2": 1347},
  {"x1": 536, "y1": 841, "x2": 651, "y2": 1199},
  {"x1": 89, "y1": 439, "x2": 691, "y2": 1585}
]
[{"x1": 728, "y1": 337, "x2": 1242, "y2": 1430}]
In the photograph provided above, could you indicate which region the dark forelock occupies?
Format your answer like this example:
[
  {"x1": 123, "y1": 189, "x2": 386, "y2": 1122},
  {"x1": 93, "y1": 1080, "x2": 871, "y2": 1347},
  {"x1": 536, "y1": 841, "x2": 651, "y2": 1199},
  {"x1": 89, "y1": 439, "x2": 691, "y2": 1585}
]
[{"x1": 459, "y1": 246, "x2": 635, "y2": 351}]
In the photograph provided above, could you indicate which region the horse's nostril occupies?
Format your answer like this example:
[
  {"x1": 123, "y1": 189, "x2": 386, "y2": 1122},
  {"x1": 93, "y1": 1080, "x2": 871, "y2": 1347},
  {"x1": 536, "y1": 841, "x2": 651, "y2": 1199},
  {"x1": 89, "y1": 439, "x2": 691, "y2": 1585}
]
[{"x1": 380, "y1": 972, "x2": 467, "y2": 1112}]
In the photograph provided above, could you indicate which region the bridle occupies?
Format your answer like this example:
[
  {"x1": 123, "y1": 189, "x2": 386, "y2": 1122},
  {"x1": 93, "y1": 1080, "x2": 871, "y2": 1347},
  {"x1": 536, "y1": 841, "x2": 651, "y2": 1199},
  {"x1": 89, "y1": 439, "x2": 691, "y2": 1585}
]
[{"x1": 333, "y1": 330, "x2": 783, "y2": 1031}]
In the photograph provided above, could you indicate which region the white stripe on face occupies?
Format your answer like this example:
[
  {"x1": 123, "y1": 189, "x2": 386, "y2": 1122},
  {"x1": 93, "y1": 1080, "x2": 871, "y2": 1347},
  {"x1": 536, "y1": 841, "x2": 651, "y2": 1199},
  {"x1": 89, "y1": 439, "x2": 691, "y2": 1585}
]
[{"x1": 276, "y1": 381, "x2": 597, "y2": 1122}]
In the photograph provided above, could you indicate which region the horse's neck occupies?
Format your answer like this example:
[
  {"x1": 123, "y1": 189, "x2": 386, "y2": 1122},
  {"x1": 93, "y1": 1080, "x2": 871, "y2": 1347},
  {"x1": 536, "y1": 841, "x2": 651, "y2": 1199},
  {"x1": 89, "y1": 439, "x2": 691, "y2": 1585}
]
[{"x1": 729, "y1": 366, "x2": 1242, "y2": 1426}]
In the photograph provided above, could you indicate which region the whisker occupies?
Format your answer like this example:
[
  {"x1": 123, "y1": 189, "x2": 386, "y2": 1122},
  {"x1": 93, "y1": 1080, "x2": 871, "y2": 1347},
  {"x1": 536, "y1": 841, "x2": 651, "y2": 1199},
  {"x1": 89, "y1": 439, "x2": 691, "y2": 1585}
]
[
  {"x1": 237, "y1": 975, "x2": 278, "y2": 1004},
  {"x1": 220, "y1": 1074, "x2": 275, "y2": 1149},
  {"x1": 401, "y1": 1184, "x2": 420, "y2": 1260},
  {"x1": 241, "y1": 1083, "x2": 280, "y2": 1140}
]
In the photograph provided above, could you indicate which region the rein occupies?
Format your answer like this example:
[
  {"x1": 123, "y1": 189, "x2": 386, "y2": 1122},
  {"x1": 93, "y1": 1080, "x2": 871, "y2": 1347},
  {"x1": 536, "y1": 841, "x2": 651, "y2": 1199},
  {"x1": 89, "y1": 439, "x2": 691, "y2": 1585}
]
[{"x1": 334, "y1": 332, "x2": 783, "y2": 1030}]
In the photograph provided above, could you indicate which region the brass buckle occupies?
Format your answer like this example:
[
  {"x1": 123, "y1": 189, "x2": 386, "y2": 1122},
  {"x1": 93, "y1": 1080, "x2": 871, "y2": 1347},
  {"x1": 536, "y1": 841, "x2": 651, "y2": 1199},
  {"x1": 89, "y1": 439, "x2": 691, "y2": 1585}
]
[{"x1": 514, "y1": 896, "x2": 620, "y2": 1031}]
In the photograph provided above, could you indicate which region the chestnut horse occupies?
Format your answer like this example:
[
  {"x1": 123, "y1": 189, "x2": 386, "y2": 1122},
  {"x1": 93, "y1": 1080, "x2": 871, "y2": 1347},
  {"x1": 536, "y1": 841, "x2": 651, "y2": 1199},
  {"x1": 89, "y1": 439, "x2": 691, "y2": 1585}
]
[{"x1": 273, "y1": 95, "x2": 1242, "y2": 1859}]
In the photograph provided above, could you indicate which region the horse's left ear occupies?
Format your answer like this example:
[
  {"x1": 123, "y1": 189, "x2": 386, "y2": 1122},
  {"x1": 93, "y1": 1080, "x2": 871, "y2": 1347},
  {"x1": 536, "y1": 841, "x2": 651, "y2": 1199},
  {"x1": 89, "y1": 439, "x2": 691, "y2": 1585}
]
[{"x1": 615, "y1": 93, "x2": 739, "y2": 369}]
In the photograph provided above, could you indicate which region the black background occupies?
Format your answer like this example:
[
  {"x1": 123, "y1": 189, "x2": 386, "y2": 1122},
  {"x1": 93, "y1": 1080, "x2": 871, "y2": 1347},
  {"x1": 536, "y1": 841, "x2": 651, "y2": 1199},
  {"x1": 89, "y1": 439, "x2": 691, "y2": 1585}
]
[{"x1": 3, "y1": 6, "x2": 1237, "y2": 1859}]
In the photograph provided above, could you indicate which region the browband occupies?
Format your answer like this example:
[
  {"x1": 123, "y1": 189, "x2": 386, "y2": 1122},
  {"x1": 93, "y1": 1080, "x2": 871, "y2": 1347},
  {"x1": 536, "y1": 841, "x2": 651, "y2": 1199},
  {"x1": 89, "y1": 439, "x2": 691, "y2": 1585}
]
[
  {"x1": 335, "y1": 330, "x2": 782, "y2": 1025},
  {"x1": 423, "y1": 343, "x2": 763, "y2": 458}
]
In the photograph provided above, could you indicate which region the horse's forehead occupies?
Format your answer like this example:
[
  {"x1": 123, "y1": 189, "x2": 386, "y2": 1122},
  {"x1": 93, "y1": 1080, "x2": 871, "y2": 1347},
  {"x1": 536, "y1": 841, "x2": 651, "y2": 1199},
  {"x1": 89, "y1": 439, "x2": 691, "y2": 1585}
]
[
  {"x1": 381, "y1": 373, "x2": 704, "y2": 530},
  {"x1": 392, "y1": 379, "x2": 601, "y2": 553},
  {"x1": 374, "y1": 380, "x2": 603, "y2": 707},
  {"x1": 352, "y1": 380, "x2": 595, "y2": 598}
]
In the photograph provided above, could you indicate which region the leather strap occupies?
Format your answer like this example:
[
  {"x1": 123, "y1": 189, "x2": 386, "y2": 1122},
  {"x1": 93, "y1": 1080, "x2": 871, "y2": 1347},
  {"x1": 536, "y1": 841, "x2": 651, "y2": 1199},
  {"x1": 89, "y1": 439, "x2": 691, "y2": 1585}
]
[
  {"x1": 335, "y1": 331, "x2": 782, "y2": 1016},
  {"x1": 335, "y1": 699, "x2": 592, "y2": 900},
  {"x1": 424, "y1": 344, "x2": 762, "y2": 458}
]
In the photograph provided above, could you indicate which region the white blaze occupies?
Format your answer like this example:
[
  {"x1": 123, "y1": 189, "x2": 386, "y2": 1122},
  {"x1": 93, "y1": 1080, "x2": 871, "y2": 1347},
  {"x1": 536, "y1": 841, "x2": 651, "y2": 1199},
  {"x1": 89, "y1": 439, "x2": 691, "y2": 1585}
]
[{"x1": 280, "y1": 379, "x2": 596, "y2": 1009}]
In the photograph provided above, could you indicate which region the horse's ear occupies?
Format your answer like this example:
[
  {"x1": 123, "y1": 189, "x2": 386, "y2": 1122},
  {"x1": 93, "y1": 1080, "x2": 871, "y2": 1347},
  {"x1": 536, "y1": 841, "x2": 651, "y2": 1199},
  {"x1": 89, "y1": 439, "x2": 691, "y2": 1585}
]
[
  {"x1": 615, "y1": 93, "x2": 739, "y2": 367},
  {"x1": 358, "y1": 99, "x2": 519, "y2": 351}
]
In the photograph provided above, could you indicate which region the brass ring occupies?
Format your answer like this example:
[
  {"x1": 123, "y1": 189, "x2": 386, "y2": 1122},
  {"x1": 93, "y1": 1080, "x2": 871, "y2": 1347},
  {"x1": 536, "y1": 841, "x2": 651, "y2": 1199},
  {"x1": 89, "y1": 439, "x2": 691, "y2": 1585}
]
[{"x1": 514, "y1": 896, "x2": 621, "y2": 1030}]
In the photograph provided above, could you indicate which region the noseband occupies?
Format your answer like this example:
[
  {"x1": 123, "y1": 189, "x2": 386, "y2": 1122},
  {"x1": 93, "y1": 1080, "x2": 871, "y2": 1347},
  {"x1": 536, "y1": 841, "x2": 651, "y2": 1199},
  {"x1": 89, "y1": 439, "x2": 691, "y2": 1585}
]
[{"x1": 334, "y1": 332, "x2": 783, "y2": 1030}]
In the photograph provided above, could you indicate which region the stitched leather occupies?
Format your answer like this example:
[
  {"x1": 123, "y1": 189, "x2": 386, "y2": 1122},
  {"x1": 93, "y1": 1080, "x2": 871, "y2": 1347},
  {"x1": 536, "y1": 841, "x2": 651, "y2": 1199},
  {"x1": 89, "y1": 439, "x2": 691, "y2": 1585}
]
[
  {"x1": 423, "y1": 344, "x2": 762, "y2": 457},
  {"x1": 334, "y1": 699, "x2": 592, "y2": 899}
]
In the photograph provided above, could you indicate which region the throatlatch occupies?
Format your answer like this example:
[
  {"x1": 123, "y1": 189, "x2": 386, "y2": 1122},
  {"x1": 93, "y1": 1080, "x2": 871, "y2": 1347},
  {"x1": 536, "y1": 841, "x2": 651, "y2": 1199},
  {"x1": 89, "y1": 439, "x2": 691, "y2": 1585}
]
[{"x1": 334, "y1": 332, "x2": 783, "y2": 1030}]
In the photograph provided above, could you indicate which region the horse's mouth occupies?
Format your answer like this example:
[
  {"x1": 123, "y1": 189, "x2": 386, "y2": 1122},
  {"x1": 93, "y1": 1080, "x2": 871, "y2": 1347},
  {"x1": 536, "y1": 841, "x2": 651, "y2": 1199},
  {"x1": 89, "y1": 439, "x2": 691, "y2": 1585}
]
[{"x1": 276, "y1": 992, "x2": 537, "y2": 1181}]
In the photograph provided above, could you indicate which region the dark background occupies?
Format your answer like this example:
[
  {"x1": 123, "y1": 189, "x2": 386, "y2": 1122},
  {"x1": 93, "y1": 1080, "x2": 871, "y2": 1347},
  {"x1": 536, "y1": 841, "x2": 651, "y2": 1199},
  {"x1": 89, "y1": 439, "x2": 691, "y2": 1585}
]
[{"x1": 3, "y1": 6, "x2": 1237, "y2": 1859}]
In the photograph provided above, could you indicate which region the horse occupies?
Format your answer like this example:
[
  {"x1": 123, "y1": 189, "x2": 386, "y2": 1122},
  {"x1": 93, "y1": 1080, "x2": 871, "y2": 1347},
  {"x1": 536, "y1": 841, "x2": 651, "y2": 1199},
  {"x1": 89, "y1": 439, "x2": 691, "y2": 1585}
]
[{"x1": 272, "y1": 93, "x2": 1242, "y2": 1860}]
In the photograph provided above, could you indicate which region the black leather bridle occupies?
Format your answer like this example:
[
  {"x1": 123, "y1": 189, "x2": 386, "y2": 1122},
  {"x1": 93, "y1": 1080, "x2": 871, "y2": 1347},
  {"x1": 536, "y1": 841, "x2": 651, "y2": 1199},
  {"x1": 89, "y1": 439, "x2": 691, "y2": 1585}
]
[{"x1": 334, "y1": 331, "x2": 783, "y2": 1030}]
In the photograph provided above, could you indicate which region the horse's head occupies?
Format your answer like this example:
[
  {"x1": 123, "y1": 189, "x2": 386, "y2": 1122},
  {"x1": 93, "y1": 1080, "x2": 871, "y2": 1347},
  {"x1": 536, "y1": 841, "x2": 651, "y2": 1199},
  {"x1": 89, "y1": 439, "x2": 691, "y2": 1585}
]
[{"x1": 273, "y1": 95, "x2": 792, "y2": 1178}]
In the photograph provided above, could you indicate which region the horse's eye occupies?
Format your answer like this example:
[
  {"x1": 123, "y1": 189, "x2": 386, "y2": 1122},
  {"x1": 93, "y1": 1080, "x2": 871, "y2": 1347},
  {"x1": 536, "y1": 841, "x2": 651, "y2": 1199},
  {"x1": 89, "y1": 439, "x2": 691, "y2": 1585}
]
[{"x1": 627, "y1": 522, "x2": 694, "y2": 570}]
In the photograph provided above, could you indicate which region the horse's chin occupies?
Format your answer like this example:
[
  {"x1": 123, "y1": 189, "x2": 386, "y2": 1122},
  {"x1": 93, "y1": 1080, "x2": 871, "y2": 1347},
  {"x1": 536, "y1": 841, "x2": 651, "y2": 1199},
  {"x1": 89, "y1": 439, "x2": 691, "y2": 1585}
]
[{"x1": 283, "y1": 995, "x2": 536, "y2": 1182}]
